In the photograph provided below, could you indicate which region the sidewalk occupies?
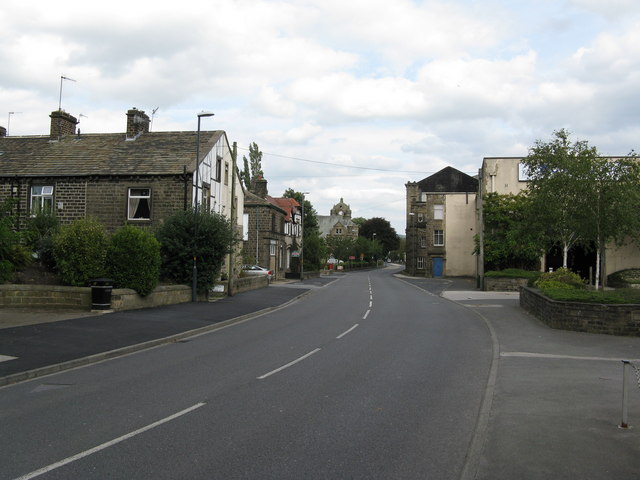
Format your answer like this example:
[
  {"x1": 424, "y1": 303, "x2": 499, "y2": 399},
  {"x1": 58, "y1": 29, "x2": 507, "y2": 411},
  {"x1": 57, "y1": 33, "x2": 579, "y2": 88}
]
[{"x1": 0, "y1": 278, "x2": 334, "y2": 386}]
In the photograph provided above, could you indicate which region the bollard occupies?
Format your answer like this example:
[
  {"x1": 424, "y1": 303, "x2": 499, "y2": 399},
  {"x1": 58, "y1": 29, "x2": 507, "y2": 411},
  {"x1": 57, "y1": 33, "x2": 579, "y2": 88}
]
[{"x1": 620, "y1": 361, "x2": 630, "y2": 429}]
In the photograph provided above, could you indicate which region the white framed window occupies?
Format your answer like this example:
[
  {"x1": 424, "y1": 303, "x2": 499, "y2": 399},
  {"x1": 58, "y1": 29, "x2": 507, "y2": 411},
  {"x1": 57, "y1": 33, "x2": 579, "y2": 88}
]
[
  {"x1": 30, "y1": 186, "x2": 53, "y2": 215},
  {"x1": 128, "y1": 188, "x2": 151, "y2": 220},
  {"x1": 417, "y1": 213, "x2": 424, "y2": 222},
  {"x1": 434, "y1": 229, "x2": 444, "y2": 246},
  {"x1": 420, "y1": 192, "x2": 427, "y2": 202},
  {"x1": 270, "y1": 240, "x2": 276, "y2": 256},
  {"x1": 417, "y1": 257, "x2": 425, "y2": 269},
  {"x1": 518, "y1": 163, "x2": 530, "y2": 181},
  {"x1": 434, "y1": 204, "x2": 444, "y2": 220},
  {"x1": 420, "y1": 236, "x2": 427, "y2": 248},
  {"x1": 242, "y1": 214, "x2": 249, "y2": 241}
]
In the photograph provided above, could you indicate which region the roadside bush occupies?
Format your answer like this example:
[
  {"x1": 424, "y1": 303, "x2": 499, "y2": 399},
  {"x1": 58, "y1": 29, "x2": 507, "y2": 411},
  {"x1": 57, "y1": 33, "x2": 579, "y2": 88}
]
[
  {"x1": 107, "y1": 225, "x2": 161, "y2": 296},
  {"x1": 53, "y1": 218, "x2": 109, "y2": 286},
  {"x1": 156, "y1": 209, "x2": 235, "y2": 293},
  {"x1": 24, "y1": 212, "x2": 60, "y2": 270},
  {"x1": 541, "y1": 288, "x2": 640, "y2": 304},
  {"x1": 536, "y1": 280, "x2": 577, "y2": 291},
  {"x1": 0, "y1": 198, "x2": 30, "y2": 282},
  {"x1": 534, "y1": 267, "x2": 585, "y2": 289}
]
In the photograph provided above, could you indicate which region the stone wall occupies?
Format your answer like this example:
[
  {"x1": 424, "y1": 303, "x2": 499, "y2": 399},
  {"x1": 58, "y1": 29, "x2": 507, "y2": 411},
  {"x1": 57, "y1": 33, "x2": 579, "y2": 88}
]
[
  {"x1": 485, "y1": 277, "x2": 529, "y2": 291},
  {"x1": 520, "y1": 286, "x2": 640, "y2": 337},
  {"x1": 0, "y1": 285, "x2": 91, "y2": 309}
]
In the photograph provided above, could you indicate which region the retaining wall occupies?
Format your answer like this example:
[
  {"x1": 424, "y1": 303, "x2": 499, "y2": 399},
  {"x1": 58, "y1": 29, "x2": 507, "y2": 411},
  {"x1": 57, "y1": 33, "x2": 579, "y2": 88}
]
[
  {"x1": 484, "y1": 277, "x2": 529, "y2": 291},
  {"x1": 520, "y1": 286, "x2": 640, "y2": 337}
]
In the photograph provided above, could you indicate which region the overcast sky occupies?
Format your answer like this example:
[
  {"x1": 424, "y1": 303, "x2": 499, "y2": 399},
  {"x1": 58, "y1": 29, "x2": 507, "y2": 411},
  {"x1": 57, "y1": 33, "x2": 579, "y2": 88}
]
[{"x1": 3, "y1": 0, "x2": 640, "y2": 233}]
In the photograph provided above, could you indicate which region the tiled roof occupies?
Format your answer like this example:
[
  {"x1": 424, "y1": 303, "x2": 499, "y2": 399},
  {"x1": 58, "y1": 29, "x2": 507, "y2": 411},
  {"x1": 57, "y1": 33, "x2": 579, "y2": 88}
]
[
  {"x1": 417, "y1": 166, "x2": 478, "y2": 192},
  {"x1": 0, "y1": 130, "x2": 223, "y2": 177},
  {"x1": 267, "y1": 196, "x2": 300, "y2": 221}
]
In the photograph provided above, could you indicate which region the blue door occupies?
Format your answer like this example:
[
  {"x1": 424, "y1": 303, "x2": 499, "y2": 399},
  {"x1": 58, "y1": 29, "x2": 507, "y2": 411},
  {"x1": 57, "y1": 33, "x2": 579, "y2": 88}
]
[{"x1": 433, "y1": 257, "x2": 444, "y2": 277}]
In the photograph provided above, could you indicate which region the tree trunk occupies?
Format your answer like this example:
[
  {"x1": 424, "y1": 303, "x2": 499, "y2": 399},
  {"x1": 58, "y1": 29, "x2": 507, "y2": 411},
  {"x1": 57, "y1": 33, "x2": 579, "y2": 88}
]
[
  {"x1": 562, "y1": 243, "x2": 569, "y2": 269},
  {"x1": 595, "y1": 248, "x2": 601, "y2": 290}
]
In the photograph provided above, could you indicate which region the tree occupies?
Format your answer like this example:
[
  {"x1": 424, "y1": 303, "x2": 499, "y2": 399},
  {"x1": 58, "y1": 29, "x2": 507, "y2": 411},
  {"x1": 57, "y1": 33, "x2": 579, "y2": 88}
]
[
  {"x1": 282, "y1": 189, "x2": 319, "y2": 235},
  {"x1": 325, "y1": 235, "x2": 355, "y2": 261},
  {"x1": 156, "y1": 208, "x2": 236, "y2": 293},
  {"x1": 522, "y1": 129, "x2": 640, "y2": 288},
  {"x1": 351, "y1": 217, "x2": 367, "y2": 227},
  {"x1": 359, "y1": 217, "x2": 399, "y2": 257},
  {"x1": 243, "y1": 142, "x2": 263, "y2": 190},
  {"x1": 241, "y1": 156, "x2": 251, "y2": 190},
  {"x1": 522, "y1": 129, "x2": 594, "y2": 268},
  {"x1": 481, "y1": 192, "x2": 543, "y2": 271}
]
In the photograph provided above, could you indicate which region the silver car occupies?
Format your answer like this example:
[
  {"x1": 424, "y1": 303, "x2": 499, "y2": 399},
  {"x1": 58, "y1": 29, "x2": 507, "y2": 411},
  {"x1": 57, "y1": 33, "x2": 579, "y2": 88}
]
[{"x1": 242, "y1": 265, "x2": 273, "y2": 281}]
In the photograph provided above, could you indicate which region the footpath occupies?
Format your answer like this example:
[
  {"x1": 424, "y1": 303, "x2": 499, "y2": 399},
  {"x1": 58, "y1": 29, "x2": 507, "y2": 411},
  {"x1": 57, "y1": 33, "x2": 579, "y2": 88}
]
[{"x1": 0, "y1": 276, "x2": 336, "y2": 387}]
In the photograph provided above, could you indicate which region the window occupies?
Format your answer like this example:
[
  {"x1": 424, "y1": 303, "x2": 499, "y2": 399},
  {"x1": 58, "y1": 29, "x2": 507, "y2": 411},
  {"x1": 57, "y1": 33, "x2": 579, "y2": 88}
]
[
  {"x1": 420, "y1": 236, "x2": 427, "y2": 248},
  {"x1": 417, "y1": 257, "x2": 425, "y2": 269},
  {"x1": 518, "y1": 163, "x2": 530, "y2": 181},
  {"x1": 417, "y1": 213, "x2": 424, "y2": 223},
  {"x1": 224, "y1": 162, "x2": 229, "y2": 185},
  {"x1": 434, "y1": 229, "x2": 444, "y2": 246},
  {"x1": 215, "y1": 156, "x2": 222, "y2": 182},
  {"x1": 270, "y1": 240, "x2": 276, "y2": 256},
  {"x1": 128, "y1": 188, "x2": 151, "y2": 220},
  {"x1": 30, "y1": 186, "x2": 53, "y2": 215},
  {"x1": 434, "y1": 205, "x2": 444, "y2": 220},
  {"x1": 420, "y1": 192, "x2": 427, "y2": 202}
]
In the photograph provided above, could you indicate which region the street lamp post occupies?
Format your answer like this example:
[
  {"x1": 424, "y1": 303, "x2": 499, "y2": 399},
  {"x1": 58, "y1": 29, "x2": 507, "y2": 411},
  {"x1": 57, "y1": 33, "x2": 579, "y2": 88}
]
[
  {"x1": 192, "y1": 111, "x2": 215, "y2": 302},
  {"x1": 300, "y1": 192, "x2": 310, "y2": 280},
  {"x1": 408, "y1": 212, "x2": 416, "y2": 275}
]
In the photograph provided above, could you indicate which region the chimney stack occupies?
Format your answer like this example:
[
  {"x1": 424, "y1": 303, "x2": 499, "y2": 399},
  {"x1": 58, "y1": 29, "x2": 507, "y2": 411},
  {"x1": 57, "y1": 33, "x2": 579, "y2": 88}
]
[
  {"x1": 251, "y1": 177, "x2": 268, "y2": 198},
  {"x1": 50, "y1": 110, "x2": 78, "y2": 139},
  {"x1": 126, "y1": 108, "x2": 150, "y2": 139}
]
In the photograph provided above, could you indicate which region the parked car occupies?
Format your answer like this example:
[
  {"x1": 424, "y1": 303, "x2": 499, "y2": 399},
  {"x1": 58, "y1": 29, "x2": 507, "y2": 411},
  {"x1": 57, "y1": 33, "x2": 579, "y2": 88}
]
[{"x1": 242, "y1": 265, "x2": 273, "y2": 281}]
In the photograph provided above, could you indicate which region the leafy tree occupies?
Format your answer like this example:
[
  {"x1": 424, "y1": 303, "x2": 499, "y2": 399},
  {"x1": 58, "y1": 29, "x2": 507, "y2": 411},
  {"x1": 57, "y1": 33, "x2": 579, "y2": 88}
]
[
  {"x1": 359, "y1": 217, "x2": 399, "y2": 256},
  {"x1": 243, "y1": 142, "x2": 264, "y2": 189},
  {"x1": 53, "y1": 218, "x2": 109, "y2": 286},
  {"x1": 24, "y1": 212, "x2": 60, "y2": 270},
  {"x1": 325, "y1": 236, "x2": 355, "y2": 261},
  {"x1": 301, "y1": 232, "x2": 326, "y2": 270},
  {"x1": 241, "y1": 156, "x2": 251, "y2": 190},
  {"x1": 156, "y1": 208, "x2": 236, "y2": 293},
  {"x1": 522, "y1": 129, "x2": 640, "y2": 288},
  {"x1": 107, "y1": 225, "x2": 161, "y2": 296},
  {"x1": 481, "y1": 192, "x2": 543, "y2": 271},
  {"x1": 351, "y1": 217, "x2": 367, "y2": 227}
]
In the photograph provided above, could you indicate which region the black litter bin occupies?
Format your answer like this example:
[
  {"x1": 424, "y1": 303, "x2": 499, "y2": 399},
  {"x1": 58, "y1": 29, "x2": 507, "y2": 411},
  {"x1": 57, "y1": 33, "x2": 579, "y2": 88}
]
[{"x1": 90, "y1": 278, "x2": 113, "y2": 310}]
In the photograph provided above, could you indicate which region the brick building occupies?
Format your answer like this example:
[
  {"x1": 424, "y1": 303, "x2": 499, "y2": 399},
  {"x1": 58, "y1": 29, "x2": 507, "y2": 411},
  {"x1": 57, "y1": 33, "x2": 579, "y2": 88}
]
[
  {"x1": 243, "y1": 177, "x2": 301, "y2": 280},
  {"x1": 0, "y1": 107, "x2": 245, "y2": 284},
  {"x1": 405, "y1": 167, "x2": 478, "y2": 277}
]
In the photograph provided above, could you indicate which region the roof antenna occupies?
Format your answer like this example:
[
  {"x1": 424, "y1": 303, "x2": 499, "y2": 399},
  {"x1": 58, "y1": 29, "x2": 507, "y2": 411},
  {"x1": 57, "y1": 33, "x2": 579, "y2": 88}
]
[
  {"x1": 7, "y1": 111, "x2": 21, "y2": 136},
  {"x1": 58, "y1": 75, "x2": 76, "y2": 111},
  {"x1": 150, "y1": 107, "x2": 159, "y2": 132}
]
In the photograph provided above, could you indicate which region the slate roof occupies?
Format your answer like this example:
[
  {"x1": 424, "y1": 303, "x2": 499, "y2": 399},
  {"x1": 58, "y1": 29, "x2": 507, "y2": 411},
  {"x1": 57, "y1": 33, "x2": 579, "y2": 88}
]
[
  {"x1": 417, "y1": 166, "x2": 478, "y2": 192},
  {"x1": 0, "y1": 130, "x2": 223, "y2": 177},
  {"x1": 243, "y1": 190, "x2": 286, "y2": 214}
]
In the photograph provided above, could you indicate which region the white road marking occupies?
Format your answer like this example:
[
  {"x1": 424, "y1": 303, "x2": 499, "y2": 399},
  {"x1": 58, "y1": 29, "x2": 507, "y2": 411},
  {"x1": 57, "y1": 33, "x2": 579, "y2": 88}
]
[
  {"x1": 369, "y1": 301, "x2": 373, "y2": 308},
  {"x1": 13, "y1": 402, "x2": 206, "y2": 480},
  {"x1": 363, "y1": 309, "x2": 370, "y2": 320},
  {"x1": 337, "y1": 324, "x2": 359, "y2": 339},
  {"x1": 257, "y1": 348, "x2": 321, "y2": 380},
  {"x1": 501, "y1": 352, "x2": 640, "y2": 362},
  {"x1": 0, "y1": 355, "x2": 17, "y2": 363}
]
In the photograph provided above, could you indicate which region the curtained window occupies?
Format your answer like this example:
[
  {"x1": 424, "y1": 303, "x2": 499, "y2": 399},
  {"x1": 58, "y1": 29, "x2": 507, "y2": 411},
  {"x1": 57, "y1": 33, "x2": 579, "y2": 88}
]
[{"x1": 128, "y1": 188, "x2": 151, "y2": 220}]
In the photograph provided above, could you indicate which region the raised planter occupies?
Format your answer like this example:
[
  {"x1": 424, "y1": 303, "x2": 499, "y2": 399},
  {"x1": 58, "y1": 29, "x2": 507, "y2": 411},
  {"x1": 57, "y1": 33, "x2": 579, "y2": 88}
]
[{"x1": 520, "y1": 286, "x2": 640, "y2": 337}]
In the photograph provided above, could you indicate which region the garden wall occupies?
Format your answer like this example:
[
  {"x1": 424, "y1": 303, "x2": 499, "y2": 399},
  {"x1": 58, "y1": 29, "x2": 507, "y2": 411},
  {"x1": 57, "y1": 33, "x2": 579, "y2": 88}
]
[
  {"x1": 484, "y1": 277, "x2": 529, "y2": 291},
  {"x1": 520, "y1": 286, "x2": 640, "y2": 337}
]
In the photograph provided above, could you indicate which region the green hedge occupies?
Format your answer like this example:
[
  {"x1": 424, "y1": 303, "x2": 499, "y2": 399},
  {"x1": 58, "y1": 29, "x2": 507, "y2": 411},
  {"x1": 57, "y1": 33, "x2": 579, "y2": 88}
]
[{"x1": 541, "y1": 288, "x2": 640, "y2": 304}]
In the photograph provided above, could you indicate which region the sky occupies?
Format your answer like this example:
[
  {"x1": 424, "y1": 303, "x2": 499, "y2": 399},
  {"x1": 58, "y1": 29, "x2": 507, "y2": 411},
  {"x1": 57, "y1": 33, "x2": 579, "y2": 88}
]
[{"x1": 3, "y1": 0, "x2": 640, "y2": 233}]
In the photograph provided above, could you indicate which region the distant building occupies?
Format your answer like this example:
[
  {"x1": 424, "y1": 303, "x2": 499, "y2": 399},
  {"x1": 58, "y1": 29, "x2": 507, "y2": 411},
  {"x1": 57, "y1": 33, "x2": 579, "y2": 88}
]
[
  {"x1": 405, "y1": 167, "x2": 478, "y2": 277},
  {"x1": 317, "y1": 198, "x2": 359, "y2": 239}
]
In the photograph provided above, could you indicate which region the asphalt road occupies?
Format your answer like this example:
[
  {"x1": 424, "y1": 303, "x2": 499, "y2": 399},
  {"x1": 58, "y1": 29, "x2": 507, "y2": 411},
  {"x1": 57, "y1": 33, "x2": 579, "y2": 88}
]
[{"x1": 1, "y1": 267, "x2": 493, "y2": 479}]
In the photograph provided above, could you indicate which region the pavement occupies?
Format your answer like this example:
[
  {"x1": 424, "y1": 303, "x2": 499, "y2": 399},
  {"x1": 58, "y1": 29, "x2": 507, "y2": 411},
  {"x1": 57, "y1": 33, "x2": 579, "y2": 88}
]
[{"x1": 2, "y1": 272, "x2": 640, "y2": 478}]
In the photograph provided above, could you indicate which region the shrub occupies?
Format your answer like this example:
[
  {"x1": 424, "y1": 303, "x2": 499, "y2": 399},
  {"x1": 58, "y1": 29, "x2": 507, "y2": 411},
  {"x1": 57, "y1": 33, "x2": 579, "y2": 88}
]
[
  {"x1": 156, "y1": 209, "x2": 235, "y2": 293},
  {"x1": 24, "y1": 212, "x2": 60, "y2": 270},
  {"x1": 541, "y1": 288, "x2": 640, "y2": 304},
  {"x1": 534, "y1": 267, "x2": 585, "y2": 289},
  {"x1": 53, "y1": 218, "x2": 109, "y2": 286},
  {"x1": 0, "y1": 198, "x2": 30, "y2": 282},
  {"x1": 608, "y1": 269, "x2": 640, "y2": 288},
  {"x1": 537, "y1": 280, "x2": 577, "y2": 291},
  {"x1": 107, "y1": 225, "x2": 161, "y2": 296}
]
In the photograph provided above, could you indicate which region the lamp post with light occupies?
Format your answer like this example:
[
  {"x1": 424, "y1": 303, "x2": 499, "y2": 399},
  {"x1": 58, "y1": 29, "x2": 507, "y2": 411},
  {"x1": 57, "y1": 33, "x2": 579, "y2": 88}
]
[{"x1": 192, "y1": 111, "x2": 214, "y2": 302}]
